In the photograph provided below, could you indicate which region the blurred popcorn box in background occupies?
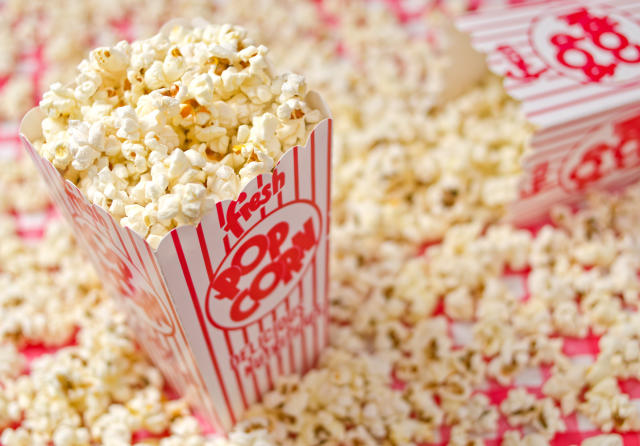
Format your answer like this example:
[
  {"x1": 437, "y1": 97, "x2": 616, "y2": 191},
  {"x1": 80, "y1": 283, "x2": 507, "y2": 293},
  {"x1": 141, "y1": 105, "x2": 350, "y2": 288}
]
[
  {"x1": 19, "y1": 19, "x2": 332, "y2": 433},
  {"x1": 456, "y1": 0, "x2": 640, "y2": 223}
]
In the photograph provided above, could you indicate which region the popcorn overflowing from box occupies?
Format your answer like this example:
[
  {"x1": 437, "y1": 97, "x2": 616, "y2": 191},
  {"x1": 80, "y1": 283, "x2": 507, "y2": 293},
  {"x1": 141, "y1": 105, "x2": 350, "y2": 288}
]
[
  {"x1": 20, "y1": 18, "x2": 331, "y2": 431},
  {"x1": 17, "y1": 0, "x2": 640, "y2": 436}
]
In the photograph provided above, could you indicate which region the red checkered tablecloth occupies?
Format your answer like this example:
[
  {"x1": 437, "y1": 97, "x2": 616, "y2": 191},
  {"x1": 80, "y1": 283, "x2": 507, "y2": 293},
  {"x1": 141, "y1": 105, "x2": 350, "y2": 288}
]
[{"x1": 3, "y1": 1, "x2": 640, "y2": 444}]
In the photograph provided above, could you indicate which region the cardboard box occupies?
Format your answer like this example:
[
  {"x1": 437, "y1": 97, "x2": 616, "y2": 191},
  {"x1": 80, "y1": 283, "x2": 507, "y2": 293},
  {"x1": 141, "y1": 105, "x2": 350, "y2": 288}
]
[
  {"x1": 19, "y1": 19, "x2": 332, "y2": 431},
  {"x1": 456, "y1": 0, "x2": 640, "y2": 223}
]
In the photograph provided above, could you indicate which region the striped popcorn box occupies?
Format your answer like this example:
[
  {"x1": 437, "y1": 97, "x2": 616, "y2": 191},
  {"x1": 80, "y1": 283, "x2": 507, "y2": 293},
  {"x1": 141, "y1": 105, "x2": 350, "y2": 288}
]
[
  {"x1": 19, "y1": 91, "x2": 332, "y2": 431},
  {"x1": 456, "y1": 0, "x2": 640, "y2": 222}
]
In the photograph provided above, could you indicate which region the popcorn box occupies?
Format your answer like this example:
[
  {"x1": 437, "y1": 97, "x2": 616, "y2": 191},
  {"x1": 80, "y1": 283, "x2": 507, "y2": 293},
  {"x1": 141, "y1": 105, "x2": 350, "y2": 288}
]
[
  {"x1": 456, "y1": 0, "x2": 640, "y2": 222},
  {"x1": 19, "y1": 23, "x2": 332, "y2": 430}
]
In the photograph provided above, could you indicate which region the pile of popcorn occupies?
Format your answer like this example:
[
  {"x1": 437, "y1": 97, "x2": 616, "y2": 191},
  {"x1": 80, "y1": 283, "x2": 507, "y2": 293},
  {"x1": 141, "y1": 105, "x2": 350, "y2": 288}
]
[
  {"x1": 34, "y1": 23, "x2": 323, "y2": 247},
  {"x1": 2, "y1": 0, "x2": 640, "y2": 446},
  {"x1": 230, "y1": 184, "x2": 640, "y2": 446},
  {"x1": 0, "y1": 0, "x2": 220, "y2": 121},
  {"x1": 0, "y1": 180, "x2": 234, "y2": 446}
]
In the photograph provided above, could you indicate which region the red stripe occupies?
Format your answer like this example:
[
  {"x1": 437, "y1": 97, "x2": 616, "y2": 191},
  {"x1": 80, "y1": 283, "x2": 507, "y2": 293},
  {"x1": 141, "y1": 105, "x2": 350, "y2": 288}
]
[
  {"x1": 625, "y1": 432, "x2": 640, "y2": 446},
  {"x1": 223, "y1": 329, "x2": 249, "y2": 409},
  {"x1": 310, "y1": 131, "x2": 319, "y2": 360},
  {"x1": 532, "y1": 135, "x2": 596, "y2": 160},
  {"x1": 242, "y1": 328, "x2": 261, "y2": 398},
  {"x1": 532, "y1": 103, "x2": 640, "y2": 145},
  {"x1": 563, "y1": 412, "x2": 579, "y2": 432},
  {"x1": 507, "y1": 72, "x2": 565, "y2": 91},
  {"x1": 98, "y1": 210, "x2": 116, "y2": 246},
  {"x1": 312, "y1": 258, "x2": 319, "y2": 362},
  {"x1": 311, "y1": 132, "x2": 316, "y2": 202},
  {"x1": 44, "y1": 159, "x2": 63, "y2": 200},
  {"x1": 533, "y1": 130, "x2": 592, "y2": 152},
  {"x1": 293, "y1": 146, "x2": 300, "y2": 199},
  {"x1": 127, "y1": 228, "x2": 196, "y2": 400},
  {"x1": 271, "y1": 309, "x2": 284, "y2": 375},
  {"x1": 459, "y1": 9, "x2": 539, "y2": 33},
  {"x1": 486, "y1": 46, "x2": 537, "y2": 65},
  {"x1": 223, "y1": 235, "x2": 231, "y2": 254},
  {"x1": 523, "y1": 80, "x2": 592, "y2": 104},
  {"x1": 171, "y1": 231, "x2": 237, "y2": 425},
  {"x1": 111, "y1": 218, "x2": 133, "y2": 263},
  {"x1": 15, "y1": 228, "x2": 45, "y2": 239},
  {"x1": 196, "y1": 224, "x2": 214, "y2": 280},
  {"x1": 216, "y1": 202, "x2": 225, "y2": 227},
  {"x1": 524, "y1": 145, "x2": 572, "y2": 164},
  {"x1": 298, "y1": 281, "x2": 308, "y2": 373},
  {"x1": 458, "y1": 0, "x2": 560, "y2": 23},
  {"x1": 127, "y1": 230, "x2": 153, "y2": 287},
  {"x1": 528, "y1": 83, "x2": 640, "y2": 118},
  {"x1": 0, "y1": 134, "x2": 20, "y2": 143},
  {"x1": 257, "y1": 176, "x2": 266, "y2": 218},
  {"x1": 532, "y1": 102, "x2": 640, "y2": 147},
  {"x1": 223, "y1": 330, "x2": 249, "y2": 409},
  {"x1": 324, "y1": 120, "x2": 332, "y2": 347},
  {"x1": 143, "y1": 241, "x2": 222, "y2": 429},
  {"x1": 36, "y1": 153, "x2": 65, "y2": 215},
  {"x1": 284, "y1": 298, "x2": 296, "y2": 373},
  {"x1": 257, "y1": 319, "x2": 274, "y2": 389},
  {"x1": 32, "y1": 44, "x2": 46, "y2": 105}
]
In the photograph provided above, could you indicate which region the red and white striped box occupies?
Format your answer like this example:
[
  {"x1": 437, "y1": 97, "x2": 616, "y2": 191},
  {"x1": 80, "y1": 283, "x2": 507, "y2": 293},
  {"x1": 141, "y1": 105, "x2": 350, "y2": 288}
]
[
  {"x1": 19, "y1": 67, "x2": 332, "y2": 434},
  {"x1": 456, "y1": 0, "x2": 640, "y2": 223}
]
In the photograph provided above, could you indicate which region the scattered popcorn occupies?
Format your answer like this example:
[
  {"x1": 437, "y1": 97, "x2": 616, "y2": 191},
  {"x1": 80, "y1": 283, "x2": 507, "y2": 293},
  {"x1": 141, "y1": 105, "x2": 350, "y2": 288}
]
[
  {"x1": 3, "y1": 0, "x2": 640, "y2": 444},
  {"x1": 502, "y1": 431, "x2": 550, "y2": 446},
  {"x1": 0, "y1": 215, "x2": 104, "y2": 347},
  {"x1": 580, "y1": 378, "x2": 640, "y2": 432},
  {"x1": 0, "y1": 156, "x2": 51, "y2": 213},
  {"x1": 500, "y1": 388, "x2": 540, "y2": 427},
  {"x1": 0, "y1": 343, "x2": 24, "y2": 381},
  {"x1": 0, "y1": 77, "x2": 34, "y2": 121},
  {"x1": 34, "y1": 22, "x2": 324, "y2": 247},
  {"x1": 542, "y1": 363, "x2": 587, "y2": 415}
]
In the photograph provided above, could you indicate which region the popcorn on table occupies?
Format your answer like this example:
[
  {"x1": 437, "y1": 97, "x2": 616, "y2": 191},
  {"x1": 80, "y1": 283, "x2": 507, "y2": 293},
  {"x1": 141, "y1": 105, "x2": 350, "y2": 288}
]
[
  {"x1": 34, "y1": 23, "x2": 323, "y2": 248},
  {"x1": 3, "y1": 0, "x2": 640, "y2": 445}
]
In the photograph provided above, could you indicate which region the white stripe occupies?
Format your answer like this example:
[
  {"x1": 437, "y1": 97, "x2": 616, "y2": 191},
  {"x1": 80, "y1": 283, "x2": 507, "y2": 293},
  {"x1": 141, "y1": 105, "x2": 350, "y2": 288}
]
[
  {"x1": 247, "y1": 323, "x2": 269, "y2": 395},
  {"x1": 230, "y1": 328, "x2": 257, "y2": 403},
  {"x1": 531, "y1": 103, "x2": 640, "y2": 145},
  {"x1": 469, "y1": 21, "x2": 531, "y2": 40},
  {"x1": 158, "y1": 232, "x2": 236, "y2": 429},
  {"x1": 457, "y1": 5, "x2": 543, "y2": 31},
  {"x1": 527, "y1": 86, "x2": 640, "y2": 128}
]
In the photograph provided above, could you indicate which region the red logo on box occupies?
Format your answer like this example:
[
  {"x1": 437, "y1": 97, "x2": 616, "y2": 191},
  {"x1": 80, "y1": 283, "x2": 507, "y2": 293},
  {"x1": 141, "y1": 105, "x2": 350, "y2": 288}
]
[
  {"x1": 206, "y1": 200, "x2": 322, "y2": 329},
  {"x1": 531, "y1": 5, "x2": 640, "y2": 84},
  {"x1": 560, "y1": 114, "x2": 640, "y2": 191}
]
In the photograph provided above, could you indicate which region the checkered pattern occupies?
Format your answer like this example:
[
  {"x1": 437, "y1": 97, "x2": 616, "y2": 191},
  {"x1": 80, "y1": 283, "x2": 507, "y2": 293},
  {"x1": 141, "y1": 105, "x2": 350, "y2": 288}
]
[
  {"x1": 2, "y1": 1, "x2": 640, "y2": 444},
  {"x1": 427, "y1": 272, "x2": 640, "y2": 445}
]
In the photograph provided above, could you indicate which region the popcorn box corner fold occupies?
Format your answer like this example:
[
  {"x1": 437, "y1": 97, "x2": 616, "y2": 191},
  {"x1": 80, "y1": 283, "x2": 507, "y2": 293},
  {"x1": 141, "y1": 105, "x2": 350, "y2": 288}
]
[
  {"x1": 19, "y1": 93, "x2": 332, "y2": 432},
  {"x1": 456, "y1": 0, "x2": 640, "y2": 223}
]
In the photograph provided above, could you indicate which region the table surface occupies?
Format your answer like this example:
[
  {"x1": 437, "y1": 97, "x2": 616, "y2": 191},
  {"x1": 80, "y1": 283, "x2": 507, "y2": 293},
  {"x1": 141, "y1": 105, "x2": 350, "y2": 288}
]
[{"x1": 2, "y1": 1, "x2": 640, "y2": 444}]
